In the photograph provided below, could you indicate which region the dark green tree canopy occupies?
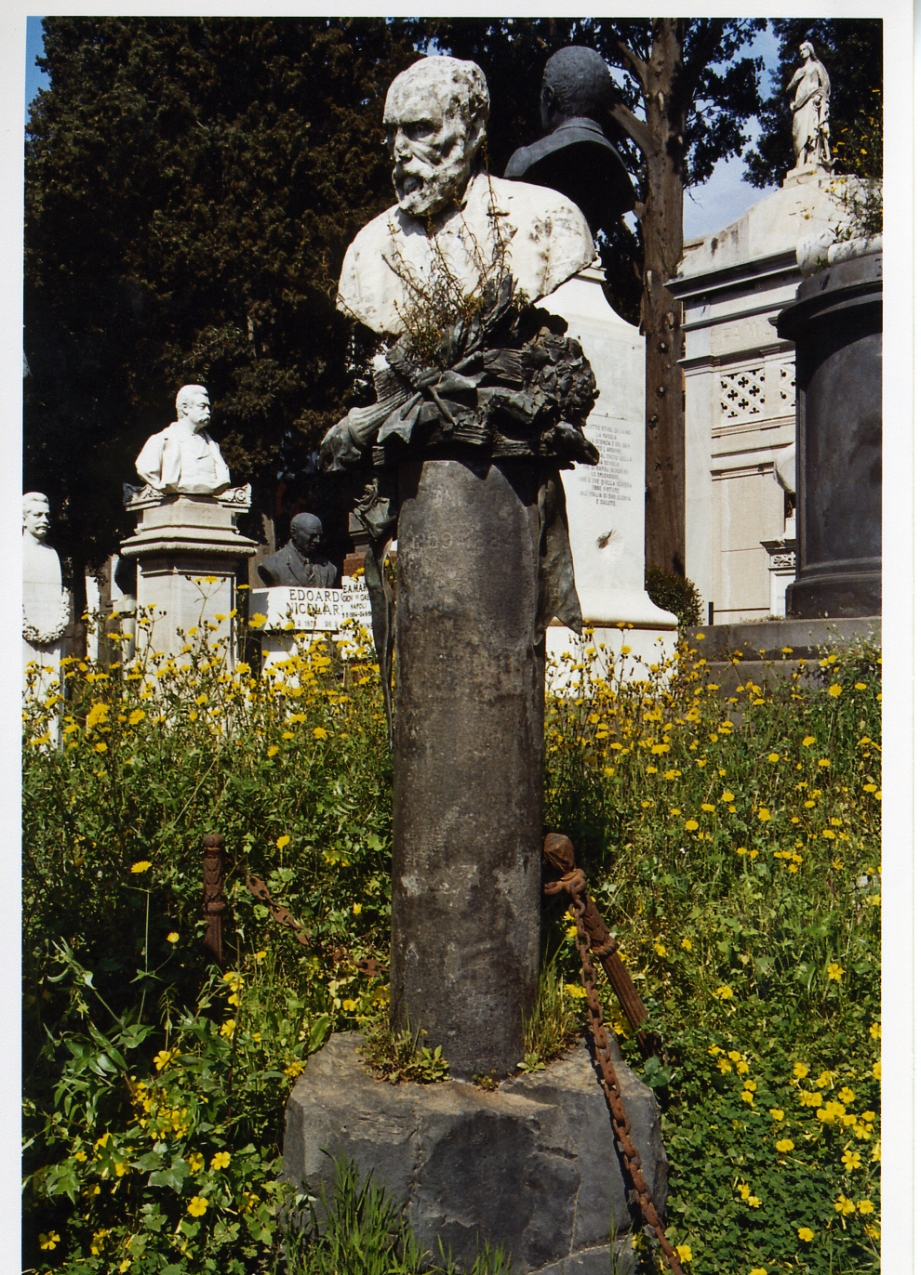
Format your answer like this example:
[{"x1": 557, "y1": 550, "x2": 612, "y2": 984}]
[
  {"x1": 745, "y1": 19, "x2": 883, "y2": 188},
  {"x1": 26, "y1": 17, "x2": 771, "y2": 584},
  {"x1": 25, "y1": 17, "x2": 413, "y2": 580}
]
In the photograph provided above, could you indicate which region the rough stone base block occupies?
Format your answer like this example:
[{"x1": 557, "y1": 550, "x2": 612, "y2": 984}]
[{"x1": 283, "y1": 1033, "x2": 667, "y2": 1275}]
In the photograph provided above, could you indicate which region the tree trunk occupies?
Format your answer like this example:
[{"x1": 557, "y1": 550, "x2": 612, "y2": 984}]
[{"x1": 640, "y1": 20, "x2": 686, "y2": 577}]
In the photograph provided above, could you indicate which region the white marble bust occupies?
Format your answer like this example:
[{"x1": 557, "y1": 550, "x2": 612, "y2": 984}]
[
  {"x1": 336, "y1": 56, "x2": 595, "y2": 336},
  {"x1": 135, "y1": 385, "x2": 231, "y2": 496},
  {"x1": 23, "y1": 491, "x2": 70, "y2": 649}
]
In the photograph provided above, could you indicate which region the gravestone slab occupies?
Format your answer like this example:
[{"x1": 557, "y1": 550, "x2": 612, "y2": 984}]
[
  {"x1": 251, "y1": 578, "x2": 374, "y2": 670},
  {"x1": 283, "y1": 1032, "x2": 667, "y2": 1275}
]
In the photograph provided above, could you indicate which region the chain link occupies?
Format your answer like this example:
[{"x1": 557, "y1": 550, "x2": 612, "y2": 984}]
[{"x1": 545, "y1": 863, "x2": 685, "y2": 1275}]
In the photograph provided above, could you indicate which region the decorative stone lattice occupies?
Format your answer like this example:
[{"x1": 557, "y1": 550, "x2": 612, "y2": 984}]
[
  {"x1": 779, "y1": 362, "x2": 795, "y2": 406},
  {"x1": 720, "y1": 366, "x2": 767, "y2": 421}
]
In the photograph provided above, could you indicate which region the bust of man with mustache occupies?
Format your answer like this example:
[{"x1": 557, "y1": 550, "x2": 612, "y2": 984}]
[{"x1": 336, "y1": 56, "x2": 595, "y2": 337}]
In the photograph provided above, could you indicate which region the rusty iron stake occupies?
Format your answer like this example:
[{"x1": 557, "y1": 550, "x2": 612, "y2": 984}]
[
  {"x1": 543, "y1": 833, "x2": 662, "y2": 1060},
  {"x1": 543, "y1": 833, "x2": 685, "y2": 1275},
  {"x1": 203, "y1": 833, "x2": 227, "y2": 967}
]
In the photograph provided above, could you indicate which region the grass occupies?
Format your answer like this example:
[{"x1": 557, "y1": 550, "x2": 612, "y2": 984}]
[{"x1": 22, "y1": 619, "x2": 880, "y2": 1274}]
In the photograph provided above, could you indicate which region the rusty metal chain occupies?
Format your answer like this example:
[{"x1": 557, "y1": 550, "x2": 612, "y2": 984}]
[
  {"x1": 244, "y1": 872, "x2": 386, "y2": 978},
  {"x1": 245, "y1": 873, "x2": 315, "y2": 947},
  {"x1": 543, "y1": 833, "x2": 664, "y2": 1063},
  {"x1": 544, "y1": 863, "x2": 685, "y2": 1275}
]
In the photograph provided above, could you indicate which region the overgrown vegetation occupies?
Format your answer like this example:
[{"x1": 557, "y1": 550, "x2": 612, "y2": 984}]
[
  {"x1": 23, "y1": 619, "x2": 880, "y2": 1273},
  {"x1": 644, "y1": 567, "x2": 703, "y2": 632}
]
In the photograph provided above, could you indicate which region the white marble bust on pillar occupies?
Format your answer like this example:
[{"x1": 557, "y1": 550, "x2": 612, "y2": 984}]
[
  {"x1": 122, "y1": 384, "x2": 256, "y2": 662},
  {"x1": 23, "y1": 491, "x2": 70, "y2": 687},
  {"x1": 135, "y1": 384, "x2": 231, "y2": 496}
]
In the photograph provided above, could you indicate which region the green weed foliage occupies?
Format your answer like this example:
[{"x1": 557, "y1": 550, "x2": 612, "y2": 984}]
[{"x1": 23, "y1": 619, "x2": 880, "y2": 1274}]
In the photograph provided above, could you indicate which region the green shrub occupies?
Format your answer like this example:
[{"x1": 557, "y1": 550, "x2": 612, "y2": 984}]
[{"x1": 644, "y1": 567, "x2": 703, "y2": 631}]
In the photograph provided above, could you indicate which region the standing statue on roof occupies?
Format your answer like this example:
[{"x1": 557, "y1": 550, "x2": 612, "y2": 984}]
[{"x1": 788, "y1": 40, "x2": 832, "y2": 171}]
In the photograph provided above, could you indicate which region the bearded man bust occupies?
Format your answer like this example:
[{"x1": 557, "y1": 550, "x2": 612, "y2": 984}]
[{"x1": 336, "y1": 56, "x2": 594, "y2": 336}]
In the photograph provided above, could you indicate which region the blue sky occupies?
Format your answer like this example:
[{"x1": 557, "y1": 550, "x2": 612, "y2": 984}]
[
  {"x1": 25, "y1": 16, "x2": 48, "y2": 111},
  {"x1": 23, "y1": 17, "x2": 779, "y2": 241}
]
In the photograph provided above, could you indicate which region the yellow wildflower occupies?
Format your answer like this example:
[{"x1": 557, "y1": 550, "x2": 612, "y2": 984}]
[
  {"x1": 187, "y1": 1196, "x2": 208, "y2": 1217},
  {"x1": 130, "y1": 861, "x2": 152, "y2": 874},
  {"x1": 798, "y1": 1226, "x2": 814, "y2": 1241},
  {"x1": 776, "y1": 1138, "x2": 794, "y2": 1152},
  {"x1": 210, "y1": 1151, "x2": 231, "y2": 1170},
  {"x1": 827, "y1": 963, "x2": 844, "y2": 981}
]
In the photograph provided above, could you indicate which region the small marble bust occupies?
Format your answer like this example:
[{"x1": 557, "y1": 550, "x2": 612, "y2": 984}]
[
  {"x1": 257, "y1": 513, "x2": 338, "y2": 588},
  {"x1": 135, "y1": 385, "x2": 231, "y2": 496},
  {"x1": 23, "y1": 492, "x2": 70, "y2": 647}
]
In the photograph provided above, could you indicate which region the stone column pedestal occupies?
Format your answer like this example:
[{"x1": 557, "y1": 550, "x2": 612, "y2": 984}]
[
  {"x1": 391, "y1": 457, "x2": 543, "y2": 1081},
  {"x1": 120, "y1": 487, "x2": 257, "y2": 662},
  {"x1": 284, "y1": 1032, "x2": 668, "y2": 1275},
  {"x1": 776, "y1": 252, "x2": 882, "y2": 618}
]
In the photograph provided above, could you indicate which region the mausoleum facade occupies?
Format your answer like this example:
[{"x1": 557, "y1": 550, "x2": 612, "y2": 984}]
[{"x1": 673, "y1": 174, "x2": 845, "y2": 624}]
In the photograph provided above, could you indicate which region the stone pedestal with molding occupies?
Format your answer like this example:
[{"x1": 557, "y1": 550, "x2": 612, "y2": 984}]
[
  {"x1": 120, "y1": 485, "x2": 257, "y2": 662},
  {"x1": 284, "y1": 1032, "x2": 667, "y2": 1275}
]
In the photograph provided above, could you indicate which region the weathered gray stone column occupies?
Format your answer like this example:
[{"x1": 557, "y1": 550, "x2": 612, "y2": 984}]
[
  {"x1": 776, "y1": 251, "x2": 882, "y2": 618},
  {"x1": 390, "y1": 458, "x2": 543, "y2": 1079}
]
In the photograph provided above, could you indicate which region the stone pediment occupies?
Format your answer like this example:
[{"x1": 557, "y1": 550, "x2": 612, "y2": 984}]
[{"x1": 677, "y1": 177, "x2": 846, "y2": 281}]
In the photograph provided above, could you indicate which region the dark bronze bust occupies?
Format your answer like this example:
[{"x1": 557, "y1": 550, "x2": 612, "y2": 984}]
[
  {"x1": 504, "y1": 46, "x2": 635, "y2": 234},
  {"x1": 257, "y1": 513, "x2": 338, "y2": 588}
]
